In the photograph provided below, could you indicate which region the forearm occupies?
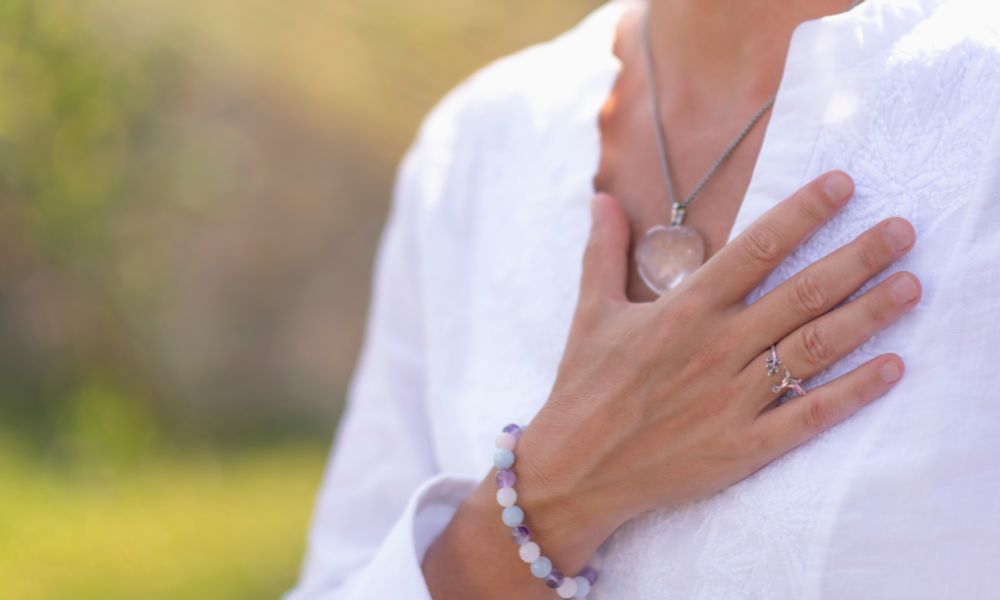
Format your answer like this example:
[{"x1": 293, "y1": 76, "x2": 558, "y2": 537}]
[{"x1": 422, "y1": 467, "x2": 609, "y2": 599}]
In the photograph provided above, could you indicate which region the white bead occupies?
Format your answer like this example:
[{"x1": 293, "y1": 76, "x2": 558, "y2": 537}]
[
  {"x1": 573, "y1": 576, "x2": 591, "y2": 597},
  {"x1": 556, "y1": 577, "x2": 578, "y2": 598},
  {"x1": 496, "y1": 487, "x2": 517, "y2": 507},
  {"x1": 518, "y1": 541, "x2": 541, "y2": 563},
  {"x1": 495, "y1": 432, "x2": 517, "y2": 451}
]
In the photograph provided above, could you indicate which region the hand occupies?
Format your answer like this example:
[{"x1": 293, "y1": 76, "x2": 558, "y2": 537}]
[
  {"x1": 512, "y1": 171, "x2": 919, "y2": 569},
  {"x1": 424, "y1": 171, "x2": 919, "y2": 598}
]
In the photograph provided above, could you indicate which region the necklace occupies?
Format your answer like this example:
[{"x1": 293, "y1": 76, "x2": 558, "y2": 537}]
[
  {"x1": 635, "y1": 8, "x2": 775, "y2": 296},
  {"x1": 635, "y1": 0, "x2": 867, "y2": 296}
]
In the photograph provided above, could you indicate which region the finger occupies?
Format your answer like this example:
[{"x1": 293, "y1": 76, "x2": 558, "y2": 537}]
[
  {"x1": 744, "y1": 271, "x2": 920, "y2": 409},
  {"x1": 578, "y1": 193, "x2": 631, "y2": 310},
  {"x1": 745, "y1": 217, "x2": 916, "y2": 347},
  {"x1": 750, "y1": 354, "x2": 903, "y2": 461},
  {"x1": 688, "y1": 171, "x2": 854, "y2": 307}
]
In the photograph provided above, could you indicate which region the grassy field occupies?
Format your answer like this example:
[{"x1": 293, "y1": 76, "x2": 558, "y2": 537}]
[{"x1": 0, "y1": 442, "x2": 328, "y2": 599}]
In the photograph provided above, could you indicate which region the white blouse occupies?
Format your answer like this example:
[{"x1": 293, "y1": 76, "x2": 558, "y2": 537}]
[{"x1": 286, "y1": 0, "x2": 1000, "y2": 598}]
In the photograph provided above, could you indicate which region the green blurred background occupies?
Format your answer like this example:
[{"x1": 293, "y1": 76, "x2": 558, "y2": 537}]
[{"x1": 0, "y1": 1, "x2": 600, "y2": 597}]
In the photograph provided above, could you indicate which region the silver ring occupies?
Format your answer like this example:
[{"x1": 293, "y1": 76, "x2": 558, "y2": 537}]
[
  {"x1": 766, "y1": 344, "x2": 807, "y2": 396},
  {"x1": 766, "y1": 344, "x2": 782, "y2": 376}
]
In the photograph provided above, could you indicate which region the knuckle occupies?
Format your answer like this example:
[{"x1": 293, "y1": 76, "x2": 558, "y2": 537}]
[
  {"x1": 659, "y1": 292, "x2": 701, "y2": 327},
  {"x1": 679, "y1": 275, "x2": 712, "y2": 305},
  {"x1": 802, "y1": 395, "x2": 831, "y2": 433},
  {"x1": 716, "y1": 381, "x2": 742, "y2": 406},
  {"x1": 855, "y1": 243, "x2": 882, "y2": 273},
  {"x1": 744, "y1": 427, "x2": 774, "y2": 457},
  {"x1": 800, "y1": 323, "x2": 834, "y2": 366},
  {"x1": 742, "y1": 225, "x2": 783, "y2": 266},
  {"x1": 796, "y1": 194, "x2": 829, "y2": 225},
  {"x1": 849, "y1": 375, "x2": 871, "y2": 406},
  {"x1": 693, "y1": 338, "x2": 728, "y2": 369},
  {"x1": 719, "y1": 426, "x2": 751, "y2": 458},
  {"x1": 864, "y1": 294, "x2": 886, "y2": 324},
  {"x1": 790, "y1": 273, "x2": 828, "y2": 316}
]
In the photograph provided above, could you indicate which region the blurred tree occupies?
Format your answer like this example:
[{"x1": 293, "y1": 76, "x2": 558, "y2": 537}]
[
  {"x1": 0, "y1": 0, "x2": 175, "y2": 458},
  {"x1": 0, "y1": 0, "x2": 602, "y2": 459},
  {"x1": 0, "y1": 2, "x2": 607, "y2": 596}
]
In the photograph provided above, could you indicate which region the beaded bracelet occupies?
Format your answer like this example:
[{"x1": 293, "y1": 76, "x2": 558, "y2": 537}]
[{"x1": 493, "y1": 423, "x2": 599, "y2": 599}]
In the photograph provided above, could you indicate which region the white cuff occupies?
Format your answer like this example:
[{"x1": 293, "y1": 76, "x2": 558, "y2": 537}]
[{"x1": 299, "y1": 473, "x2": 478, "y2": 600}]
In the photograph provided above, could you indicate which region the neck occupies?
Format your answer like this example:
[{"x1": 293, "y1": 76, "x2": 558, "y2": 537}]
[{"x1": 647, "y1": 0, "x2": 856, "y2": 110}]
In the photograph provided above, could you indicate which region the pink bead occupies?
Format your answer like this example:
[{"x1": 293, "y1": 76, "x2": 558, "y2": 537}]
[{"x1": 495, "y1": 432, "x2": 517, "y2": 451}]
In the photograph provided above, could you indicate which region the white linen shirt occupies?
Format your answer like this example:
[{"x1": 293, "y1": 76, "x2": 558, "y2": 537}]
[{"x1": 287, "y1": 1, "x2": 1000, "y2": 598}]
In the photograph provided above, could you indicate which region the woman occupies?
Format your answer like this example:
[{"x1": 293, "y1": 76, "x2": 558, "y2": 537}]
[{"x1": 288, "y1": 0, "x2": 1000, "y2": 598}]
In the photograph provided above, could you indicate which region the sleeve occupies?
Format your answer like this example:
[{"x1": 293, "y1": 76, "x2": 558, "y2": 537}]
[{"x1": 284, "y1": 122, "x2": 479, "y2": 599}]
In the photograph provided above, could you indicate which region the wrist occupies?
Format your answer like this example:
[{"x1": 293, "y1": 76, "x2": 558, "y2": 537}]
[{"x1": 483, "y1": 425, "x2": 622, "y2": 574}]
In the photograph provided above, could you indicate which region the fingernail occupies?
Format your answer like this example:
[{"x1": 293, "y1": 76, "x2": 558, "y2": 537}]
[
  {"x1": 889, "y1": 274, "x2": 919, "y2": 304},
  {"x1": 823, "y1": 172, "x2": 853, "y2": 204},
  {"x1": 880, "y1": 360, "x2": 902, "y2": 383},
  {"x1": 882, "y1": 219, "x2": 915, "y2": 252}
]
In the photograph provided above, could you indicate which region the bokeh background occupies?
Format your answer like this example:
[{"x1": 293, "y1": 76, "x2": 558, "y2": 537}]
[{"x1": 0, "y1": 1, "x2": 601, "y2": 597}]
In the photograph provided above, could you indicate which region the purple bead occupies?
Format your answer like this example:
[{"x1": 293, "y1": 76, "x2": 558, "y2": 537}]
[
  {"x1": 502, "y1": 423, "x2": 523, "y2": 439},
  {"x1": 495, "y1": 468, "x2": 517, "y2": 488},
  {"x1": 544, "y1": 568, "x2": 565, "y2": 589},
  {"x1": 578, "y1": 566, "x2": 599, "y2": 586},
  {"x1": 510, "y1": 525, "x2": 531, "y2": 544}
]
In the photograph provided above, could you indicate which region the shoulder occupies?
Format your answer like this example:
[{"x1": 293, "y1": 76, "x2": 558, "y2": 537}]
[
  {"x1": 856, "y1": 0, "x2": 1000, "y2": 135},
  {"x1": 919, "y1": 0, "x2": 1000, "y2": 42},
  {"x1": 880, "y1": 0, "x2": 1000, "y2": 78},
  {"x1": 852, "y1": 0, "x2": 1000, "y2": 163},
  {"x1": 813, "y1": 0, "x2": 1000, "y2": 239}
]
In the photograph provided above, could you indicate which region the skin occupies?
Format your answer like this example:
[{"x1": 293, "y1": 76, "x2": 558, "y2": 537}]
[{"x1": 423, "y1": 1, "x2": 919, "y2": 597}]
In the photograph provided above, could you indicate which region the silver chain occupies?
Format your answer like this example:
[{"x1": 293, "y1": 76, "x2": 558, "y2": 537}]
[
  {"x1": 640, "y1": 0, "x2": 864, "y2": 226},
  {"x1": 640, "y1": 8, "x2": 774, "y2": 226}
]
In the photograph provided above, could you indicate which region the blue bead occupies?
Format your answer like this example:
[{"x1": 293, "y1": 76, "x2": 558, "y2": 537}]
[
  {"x1": 493, "y1": 448, "x2": 515, "y2": 469},
  {"x1": 530, "y1": 556, "x2": 553, "y2": 578},
  {"x1": 501, "y1": 505, "x2": 524, "y2": 527}
]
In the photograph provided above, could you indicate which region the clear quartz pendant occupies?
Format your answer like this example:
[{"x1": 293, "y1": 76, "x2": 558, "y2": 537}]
[{"x1": 635, "y1": 224, "x2": 705, "y2": 295}]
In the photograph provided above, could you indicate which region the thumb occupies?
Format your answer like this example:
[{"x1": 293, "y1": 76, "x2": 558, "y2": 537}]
[{"x1": 579, "y1": 192, "x2": 631, "y2": 309}]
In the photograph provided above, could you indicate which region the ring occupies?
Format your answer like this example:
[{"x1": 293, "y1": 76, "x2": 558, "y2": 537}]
[
  {"x1": 765, "y1": 344, "x2": 807, "y2": 397},
  {"x1": 766, "y1": 345, "x2": 782, "y2": 376}
]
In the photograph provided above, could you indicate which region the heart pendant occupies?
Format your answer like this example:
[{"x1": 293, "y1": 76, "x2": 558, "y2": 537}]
[{"x1": 635, "y1": 224, "x2": 706, "y2": 295}]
